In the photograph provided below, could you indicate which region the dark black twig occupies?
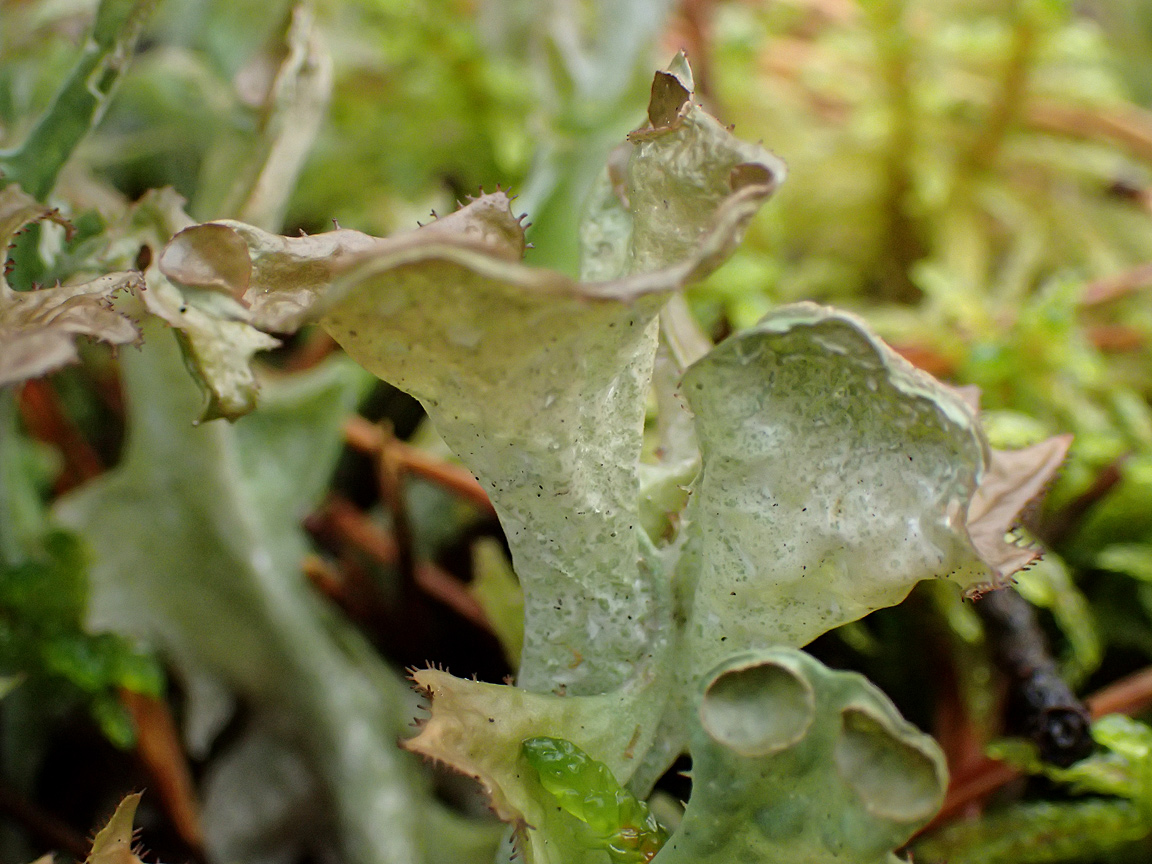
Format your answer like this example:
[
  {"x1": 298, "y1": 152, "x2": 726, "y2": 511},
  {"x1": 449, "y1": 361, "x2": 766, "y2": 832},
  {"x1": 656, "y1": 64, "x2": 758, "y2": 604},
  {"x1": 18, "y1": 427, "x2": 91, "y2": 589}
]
[{"x1": 977, "y1": 587, "x2": 1094, "y2": 767}]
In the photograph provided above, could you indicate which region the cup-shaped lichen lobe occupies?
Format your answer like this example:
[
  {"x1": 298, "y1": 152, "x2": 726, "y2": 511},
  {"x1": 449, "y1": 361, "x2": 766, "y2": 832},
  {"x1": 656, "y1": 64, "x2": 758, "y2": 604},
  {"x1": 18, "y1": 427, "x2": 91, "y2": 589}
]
[
  {"x1": 835, "y1": 706, "x2": 946, "y2": 824},
  {"x1": 657, "y1": 649, "x2": 947, "y2": 863},
  {"x1": 699, "y1": 656, "x2": 815, "y2": 757}
]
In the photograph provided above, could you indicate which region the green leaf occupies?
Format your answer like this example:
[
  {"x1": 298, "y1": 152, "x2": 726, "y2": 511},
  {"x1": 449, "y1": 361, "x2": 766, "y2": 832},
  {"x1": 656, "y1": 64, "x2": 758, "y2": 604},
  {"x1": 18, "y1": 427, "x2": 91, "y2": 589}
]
[
  {"x1": 144, "y1": 53, "x2": 1066, "y2": 864},
  {"x1": 89, "y1": 692, "x2": 137, "y2": 750},
  {"x1": 0, "y1": 0, "x2": 158, "y2": 200},
  {"x1": 988, "y1": 738, "x2": 1133, "y2": 800},
  {"x1": 322, "y1": 245, "x2": 666, "y2": 697},
  {"x1": 0, "y1": 675, "x2": 24, "y2": 700},
  {"x1": 1096, "y1": 543, "x2": 1152, "y2": 583},
  {"x1": 1073, "y1": 457, "x2": 1152, "y2": 562},
  {"x1": 0, "y1": 530, "x2": 86, "y2": 627},
  {"x1": 207, "y1": 5, "x2": 333, "y2": 233},
  {"x1": 945, "y1": 714, "x2": 1152, "y2": 861},
  {"x1": 579, "y1": 51, "x2": 786, "y2": 282},
  {"x1": 0, "y1": 268, "x2": 144, "y2": 389},
  {"x1": 505, "y1": 0, "x2": 681, "y2": 273},
  {"x1": 0, "y1": 390, "x2": 49, "y2": 563},
  {"x1": 914, "y1": 800, "x2": 1147, "y2": 864},
  {"x1": 0, "y1": 522, "x2": 161, "y2": 747},
  {"x1": 522, "y1": 737, "x2": 666, "y2": 863},
  {"x1": 1013, "y1": 553, "x2": 1101, "y2": 685},
  {"x1": 93, "y1": 187, "x2": 281, "y2": 422}
]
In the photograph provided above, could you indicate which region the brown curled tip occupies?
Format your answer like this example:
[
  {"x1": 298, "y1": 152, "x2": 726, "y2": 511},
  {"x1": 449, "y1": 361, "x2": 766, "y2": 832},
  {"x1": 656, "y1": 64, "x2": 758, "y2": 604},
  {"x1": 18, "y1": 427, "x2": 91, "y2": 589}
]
[
  {"x1": 648, "y1": 71, "x2": 691, "y2": 129},
  {"x1": 729, "y1": 162, "x2": 777, "y2": 193},
  {"x1": 159, "y1": 223, "x2": 253, "y2": 303}
]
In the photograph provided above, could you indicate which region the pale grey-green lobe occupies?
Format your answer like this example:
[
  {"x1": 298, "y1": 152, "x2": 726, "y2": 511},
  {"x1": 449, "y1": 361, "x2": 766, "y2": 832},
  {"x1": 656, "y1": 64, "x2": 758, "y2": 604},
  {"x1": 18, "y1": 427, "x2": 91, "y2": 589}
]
[
  {"x1": 678, "y1": 303, "x2": 990, "y2": 675},
  {"x1": 324, "y1": 262, "x2": 666, "y2": 695}
]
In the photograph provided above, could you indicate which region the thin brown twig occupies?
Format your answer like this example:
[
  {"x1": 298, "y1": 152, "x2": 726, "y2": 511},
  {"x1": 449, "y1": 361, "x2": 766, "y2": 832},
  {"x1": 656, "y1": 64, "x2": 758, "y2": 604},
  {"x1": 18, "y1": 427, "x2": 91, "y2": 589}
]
[
  {"x1": 1081, "y1": 261, "x2": 1152, "y2": 306},
  {"x1": 343, "y1": 414, "x2": 384, "y2": 452},
  {"x1": 375, "y1": 422, "x2": 416, "y2": 584},
  {"x1": 923, "y1": 759, "x2": 1021, "y2": 834},
  {"x1": 343, "y1": 415, "x2": 495, "y2": 515},
  {"x1": 17, "y1": 379, "x2": 104, "y2": 490},
  {"x1": 309, "y1": 495, "x2": 495, "y2": 632},
  {"x1": 977, "y1": 588, "x2": 1093, "y2": 767},
  {"x1": 1027, "y1": 101, "x2": 1152, "y2": 166},
  {"x1": 1087, "y1": 665, "x2": 1152, "y2": 718},
  {"x1": 932, "y1": 642, "x2": 992, "y2": 781},
  {"x1": 120, "y1": 689, "x2": 204, "y2": 851},
  {"x1": 0, "y1": 782, "x2": 91, "y2": 860},
  {"x1": 303, "y1": 553, "x2": 349, "y2": 605},
  {"x1": 319, "y1": 495, "x2": 400, "y2": 563},
  {"x1": 303, "y1": 552, "x2": 388, "y2": 625},
  {"x1": 389, "y1": 439, "x2": 496, "y2": 515},
  {"x1": 414, "y1": 560, "x2": 492, "y2": 632},
  {"x1": 1038, "y1": 457, "x2": 1126, "y2": 546},
  {"x1": 1087, "y1": 324, "x2": 1146, "y2": 353}
]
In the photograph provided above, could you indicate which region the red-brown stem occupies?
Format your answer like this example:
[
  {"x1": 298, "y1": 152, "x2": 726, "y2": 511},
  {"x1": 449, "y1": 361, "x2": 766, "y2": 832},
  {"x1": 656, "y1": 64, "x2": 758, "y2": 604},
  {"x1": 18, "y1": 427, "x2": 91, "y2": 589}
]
[
  {"x1": 1028, "y1": 102, "x2": 1152, "y2": 166},
  {"x1": 344, "y1": 416, "x2": 495, "y2": 515},
  {"x1": 320, "y1": 495, "x2": 401, "y2": 564},
  {"x1": 281, "y1": 329, "x2": 338, "y2": 371},
  {"x1": 309, "y1": 496, "x2": 496, "y2": 633},
  {"x1": 1087, "y1": 665, "x2": 1152, "y2": 718},
  {"x1": 1081, "y1": 261, "x2": 1152, "y2": 305},
  {"x1": 414, "y1": 560, "x2": 492, "y2": 632},
  {"x1": 120, "y1": 688, "x2": 204, "y2": 851},
  {"x1": 17, "y1": 378, "x2": 103, "y2": 490},
  {"x1": 376, "y1": 422, "x2": 416, "y2": 584}
]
